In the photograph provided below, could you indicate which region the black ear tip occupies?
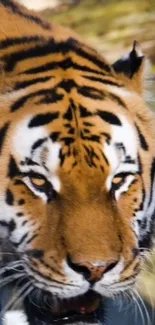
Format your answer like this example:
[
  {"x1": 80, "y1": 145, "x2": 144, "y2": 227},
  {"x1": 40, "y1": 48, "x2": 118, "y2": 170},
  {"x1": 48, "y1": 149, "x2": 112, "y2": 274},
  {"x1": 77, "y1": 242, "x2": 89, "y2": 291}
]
[
  {"x1": 132, "y1": 40, "x2": 144, "y2": 58},
  {"x1": 112, "y1": 41, "x2": 144, "y2": 78},
  {"x1": 133, "y1": 40, "x2": 139, "y2": 50}
]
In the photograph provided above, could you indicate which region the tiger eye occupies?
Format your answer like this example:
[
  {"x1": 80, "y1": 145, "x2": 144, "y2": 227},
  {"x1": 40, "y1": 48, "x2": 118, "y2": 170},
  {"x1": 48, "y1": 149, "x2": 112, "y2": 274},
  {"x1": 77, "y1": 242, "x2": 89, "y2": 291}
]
[
  {"x1": 112, "y1": 177, "x2": 122, "y2": 185},
  {"x1": 30, "y1": 177, "x2": 46, "y2": 187}
]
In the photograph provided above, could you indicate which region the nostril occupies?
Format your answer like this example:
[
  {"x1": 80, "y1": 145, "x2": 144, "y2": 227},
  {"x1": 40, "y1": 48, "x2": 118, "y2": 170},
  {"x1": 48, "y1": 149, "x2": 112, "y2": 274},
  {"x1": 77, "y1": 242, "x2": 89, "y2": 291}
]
[
  {"x1": 67, "y1": 255, "x2": 119, "y2": 282},
  {"x1": 67, "y1": 255, "x2": 91, "y2": 280}
]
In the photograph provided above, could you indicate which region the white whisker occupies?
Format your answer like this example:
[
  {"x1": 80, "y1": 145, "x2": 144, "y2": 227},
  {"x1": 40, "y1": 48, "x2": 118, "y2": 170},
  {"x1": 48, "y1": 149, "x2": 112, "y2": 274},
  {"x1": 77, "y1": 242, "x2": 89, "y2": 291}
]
[
  {"x1": 0, "y1": 261, "x2": 22, "y2": 275},
  {"x1": 133, "y1": 288, "x2": 151, "y2": 325},
  {"x1": 2, "y1": 280, "x2": 33, "y2": 313},
  {"x1": 133, "y1": 289, "x2": 145, "y2": 325},
  {"x1": 10, "y1": 285, "x2": 33, "y2": 310},
  {"x1": 28, "y1": 287, "x2": 41, "y2": 309},
  {"x1": 0, "y1": 273, "x2": 25, "y2": 289}
]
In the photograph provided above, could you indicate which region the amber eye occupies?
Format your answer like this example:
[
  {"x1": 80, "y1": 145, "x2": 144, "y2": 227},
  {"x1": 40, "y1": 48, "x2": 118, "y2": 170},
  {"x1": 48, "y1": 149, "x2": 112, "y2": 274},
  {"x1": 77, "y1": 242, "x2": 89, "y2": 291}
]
[
  {"x1": 24, "y1": 173, "x2": 56, "y2": 202},
  {"x1": 112, "y1": 174, "x2": 127, "y2": 190},
  {"x1": 112, "y1": 176, "x2": 123, "y2": 185},
  {"x1": 30, "y1": 176, "x2": 46, "y2": 189}
]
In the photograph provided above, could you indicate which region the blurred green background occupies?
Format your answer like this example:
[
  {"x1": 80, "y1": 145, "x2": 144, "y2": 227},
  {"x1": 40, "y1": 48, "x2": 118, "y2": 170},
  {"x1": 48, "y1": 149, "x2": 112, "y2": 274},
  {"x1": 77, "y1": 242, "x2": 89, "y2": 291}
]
[
  {"x1": 43, "y1": 0, "x2": 155, "y2": 64},
  {"x1": 41, "y1": 0, "x2": 155, "y2": 108},
  {"x1": 19, "y1": 0, "x2": 155, "y2": 306}
]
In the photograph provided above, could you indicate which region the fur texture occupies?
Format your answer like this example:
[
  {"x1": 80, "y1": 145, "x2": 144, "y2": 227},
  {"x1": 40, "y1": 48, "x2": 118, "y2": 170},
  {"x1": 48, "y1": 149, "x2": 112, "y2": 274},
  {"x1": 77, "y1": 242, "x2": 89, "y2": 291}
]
[{"x1": 0, "y1": 1, "x2": 155, "y2": 324}]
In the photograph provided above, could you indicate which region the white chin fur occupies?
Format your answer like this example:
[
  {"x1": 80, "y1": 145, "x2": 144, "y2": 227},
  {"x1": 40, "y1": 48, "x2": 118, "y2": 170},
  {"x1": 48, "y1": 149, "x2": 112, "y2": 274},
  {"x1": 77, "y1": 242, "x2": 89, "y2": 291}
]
[{"x1": 3, "y1": 310, "x2": 28, "y2": 325}]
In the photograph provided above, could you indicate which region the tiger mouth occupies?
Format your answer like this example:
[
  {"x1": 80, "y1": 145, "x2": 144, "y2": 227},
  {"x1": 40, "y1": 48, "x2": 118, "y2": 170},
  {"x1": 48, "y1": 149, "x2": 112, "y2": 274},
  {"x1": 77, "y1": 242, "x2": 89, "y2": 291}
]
[{"x1": 24, "y1": 289, "x2": 102, "y2": 324}]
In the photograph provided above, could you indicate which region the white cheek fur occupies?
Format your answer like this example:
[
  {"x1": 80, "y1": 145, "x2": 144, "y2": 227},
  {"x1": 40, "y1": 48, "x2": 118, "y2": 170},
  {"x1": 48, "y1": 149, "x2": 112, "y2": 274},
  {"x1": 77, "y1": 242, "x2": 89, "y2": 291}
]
[
  {"x1": 12, "y1": 116, "x2": 62, "y2": 198},
  {"x1": 104, "y1": 114, "x2": 138, "y2": 192},
  {"x1": 12, "y1": 116, "x2": 48, "y2": 161}
]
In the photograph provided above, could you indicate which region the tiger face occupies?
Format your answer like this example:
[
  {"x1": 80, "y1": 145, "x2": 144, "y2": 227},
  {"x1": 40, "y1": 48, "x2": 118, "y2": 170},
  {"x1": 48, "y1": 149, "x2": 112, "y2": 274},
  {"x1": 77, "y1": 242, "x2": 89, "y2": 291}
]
[{"x1": 0, "y1": 1, "x2": 155, "y2": 324}]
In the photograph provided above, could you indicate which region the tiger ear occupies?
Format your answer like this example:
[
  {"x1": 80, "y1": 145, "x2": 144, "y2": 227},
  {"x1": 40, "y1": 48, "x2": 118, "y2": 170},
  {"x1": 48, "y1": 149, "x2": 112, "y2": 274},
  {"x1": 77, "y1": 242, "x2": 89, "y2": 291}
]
[{"x1": 112, "y1": 41, "x2": 146, "y2": 94}]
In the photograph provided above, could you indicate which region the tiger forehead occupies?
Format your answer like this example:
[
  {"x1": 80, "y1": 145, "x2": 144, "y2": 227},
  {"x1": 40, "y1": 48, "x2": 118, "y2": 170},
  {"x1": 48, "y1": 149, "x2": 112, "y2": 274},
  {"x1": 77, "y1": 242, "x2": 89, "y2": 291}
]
[
  {"x1": 12, "y1": 113, "x2": 110, "y2": 171},
  {"x1": 11, "y1": 107, "x2": 137, "y2": 177}
]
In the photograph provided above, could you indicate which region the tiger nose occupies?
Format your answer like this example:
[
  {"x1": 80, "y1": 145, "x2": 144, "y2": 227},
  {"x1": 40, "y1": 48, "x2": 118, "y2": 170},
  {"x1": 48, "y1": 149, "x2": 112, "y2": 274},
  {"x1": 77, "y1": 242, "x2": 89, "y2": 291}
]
[{"x1": 67, "y1": 256, "x2": 118, "y2": 282}]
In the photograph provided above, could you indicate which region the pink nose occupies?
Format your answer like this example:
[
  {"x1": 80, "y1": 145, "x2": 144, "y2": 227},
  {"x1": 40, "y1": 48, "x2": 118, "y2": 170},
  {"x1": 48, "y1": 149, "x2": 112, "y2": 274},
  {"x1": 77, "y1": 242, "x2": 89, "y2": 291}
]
[{"x1": 67, "y1": 256, "x2": 118, "y2": 282}]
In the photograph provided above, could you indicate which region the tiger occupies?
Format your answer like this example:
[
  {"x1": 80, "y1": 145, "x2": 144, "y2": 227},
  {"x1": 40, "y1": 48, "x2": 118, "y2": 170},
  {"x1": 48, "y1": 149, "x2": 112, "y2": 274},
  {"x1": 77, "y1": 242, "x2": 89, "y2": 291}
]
[{"x1": 0, "y1": 0, "x2": 155, "y2": 324}]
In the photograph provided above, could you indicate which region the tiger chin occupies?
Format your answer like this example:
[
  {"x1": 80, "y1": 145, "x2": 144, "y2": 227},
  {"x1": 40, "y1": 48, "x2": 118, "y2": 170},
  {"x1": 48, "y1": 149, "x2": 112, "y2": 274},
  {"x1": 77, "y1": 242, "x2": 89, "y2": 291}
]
[{"x1": 0, "y1": 1, "x2": 155, "y2": 325}]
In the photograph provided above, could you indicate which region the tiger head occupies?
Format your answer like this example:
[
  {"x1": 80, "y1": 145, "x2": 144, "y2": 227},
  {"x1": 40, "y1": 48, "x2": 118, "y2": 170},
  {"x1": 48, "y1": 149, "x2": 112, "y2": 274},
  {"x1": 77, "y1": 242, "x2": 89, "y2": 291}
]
[{"x1": 0, "y1": 1, "x2": 155, "y2": 323}]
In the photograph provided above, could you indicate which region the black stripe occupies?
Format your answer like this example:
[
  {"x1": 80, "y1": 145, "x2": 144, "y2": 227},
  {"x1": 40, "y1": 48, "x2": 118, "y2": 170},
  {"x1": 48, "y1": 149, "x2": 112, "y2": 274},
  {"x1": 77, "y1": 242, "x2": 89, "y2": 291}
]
[
  {"x1": 9, "y1": 219, "x2": 16, "y2": 232},
  {"x1": 115, "y1": 143, "x2": 125, "y2": 156},
  {"x1": 13, "y1": 36, "x2": 110, "y2": 75},
  {"x1": 138, "y1": 154, "x2": 142, "y2": 174},
  {"x1": 136, "y1": 125, "x2": 148, "y2": 151},
  {"x1": 98, "y1": 110, "x2": 122, "y2": 126},
  {"x1": 39, "y1": 258, "x2": 64, "y2": 277},
  {"x1": 16, "y1": 212, "x2": 24, "y2": 217},
  {"x1": 63, "y1": 104, "x2": 73, "y2": 121},
  {"x1": 148, "y1": 158, "x2": 155, "y2": 207},
  {"x1": 22, "y1": 220, "x2": 28, "y2": 226},
  {"x1": 31, "y1": 138, "x2": 47, "y2": 152},
  {"x1": 3, "y1": 40, "x2": 56, "y2": 72},
  {"x1": 26, "y1": 249, "x2": 44, "y2": 259},
  {"x1": 80, "y1": 132, "x2": 100, "y2": 142},
  {"x1": 60, "y1": 137, "x2": 75, "y2": 145},
  {"x1": 109, "y1": 93, "x2": 126, "y2": 109},
  {"x1": 100, "y1": 150, "x2": 109, "y2": 165},
  {"x1": 11, "y1": 94, "x2": 30, "y2": 112},
  {"x1": 0, "y1": 219, "x2": 15, "y2": 232},
  {"x1": 2, "y1": 34, "x2": 110, "y2": 74},
  {"x1": 68, "y1": 37, "x2": 111, "y2": 73},
  {"x1": 101, "y1": 132, "x2": 111, "y2": 144},
  {"x1": 83, "y1": 121, "x2": 94, "y2": 127},
  {"x1": 78, "y1": 86, "x2": 104, "y2": 100},
  {"x1": 83, "y1": 145, "x2": 100, "y2": 168},
  {"x1": 13, "y1": 37, "x2": 110, "y2": 75},
  {"x1": 114, "y1": 172, "x2": 135, "y2": 178},
  {"x1": 14, "y1": 180, "x2": 23, "y2": 185},
  {"x1": 28, "y1": 112, "x2": 59, "y2": 128},
  {"x1": 138, "y1": 155, "x2": 145, "y2": 211},
  {"x1": 59, "y1": 150, "x2": 66, "y2": 166},
  {"x1": 0, "y1": 123, "x2": 9, "y2": 153},
  {"x1": 14, "y1": 233, "x2": 29, "y2": 247},
  {"x1": 18, "y1": 199, "x2": 25, "y2": 205},
  {"x1": 0, "y1": 36, "x2": 44, "y2": 50},
  {"x1": 23, "y1": 158, "x2": 39, "y2": 167},
  {"x1": 26, "y1": 233, "x2": 38, "y2": 245},
  {"x1": 11, "y1": 89, "x2": 63, "y2": 112},
  {"x1": 38, "y1": 91, "x2": 64, "y2": 105},
  {"x1": 57, "y1": 79, "x2": 77, "y2": 93},
  {"x1": 31, "y1": 259, "x2": 68, "y2": 282},
  {"x1": 83, "y1": 75, "x2": 123, "y2": 87},
  {"x1": 79, "y1": 105, "x2": 94, "y2": 118},
  {"x1": 21, "y1": 58, "x2": 107, "y2": 77},
  {"x1": 8, "y1": 156, "x2": 21, "y2": 178},
  {"x1": 50, "y1": 132, "x2": 60, "y2": 142},
  {"x1": 14, "y1": 76, "x2": 51, "y2": 90},
  {"x1": 125, "y1": 156, "x2": 136, "y2": 164},
  {"x1": 0, "y1": 0, "x2": 50, "y2": 30},
  {"x1": 6, "y1": 189, "x2": 14, "y2": 206},
  {"x1": 27, "y1": 265, "x2": 64, "y2": 286}
]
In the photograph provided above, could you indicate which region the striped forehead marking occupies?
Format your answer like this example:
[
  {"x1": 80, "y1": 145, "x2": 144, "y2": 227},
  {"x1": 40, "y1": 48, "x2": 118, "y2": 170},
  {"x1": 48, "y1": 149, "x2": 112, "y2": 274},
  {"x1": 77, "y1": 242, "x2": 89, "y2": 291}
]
[
  {"x1": 104, "y1": 114, "x2": 138, "y2": 190},
  {"x1": 11, "y1": 117, "x2": 62, "y2": 192}
]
